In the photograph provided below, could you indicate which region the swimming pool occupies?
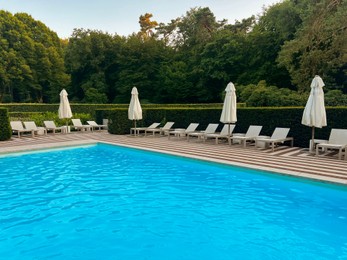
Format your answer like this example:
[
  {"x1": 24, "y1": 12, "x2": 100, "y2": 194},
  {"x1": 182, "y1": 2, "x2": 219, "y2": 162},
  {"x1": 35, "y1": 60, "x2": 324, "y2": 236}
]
[{"x1": 0, "y1": 143, "x2": 346, "y2": 259}]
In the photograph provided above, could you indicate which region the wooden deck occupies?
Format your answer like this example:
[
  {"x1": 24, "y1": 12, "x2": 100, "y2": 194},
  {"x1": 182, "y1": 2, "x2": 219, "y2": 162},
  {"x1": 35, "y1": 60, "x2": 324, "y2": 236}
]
[{"x1": 1, "y1": 131, "x2": 346, "y2": 185}]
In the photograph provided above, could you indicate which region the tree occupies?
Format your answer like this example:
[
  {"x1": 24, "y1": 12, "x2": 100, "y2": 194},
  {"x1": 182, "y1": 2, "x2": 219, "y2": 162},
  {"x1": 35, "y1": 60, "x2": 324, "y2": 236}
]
[
  {"x1": 138, "y1": 13, "x2": 158, "y2": 40},
  {"x1": 278, "y1": 0, "x2": 347, "y2": 92},
  {"x1": 241, "y1": 1, "x2": 302, "y2": 89},
  {"x1": 198, "y1": 30, "x2": 247, "y2": 101},
  {"x1": 65, "y1": 29, "x2": 125, "y2": 102},
  {"x1": 156, "y1": 7, "x2": 225, "y2": 50},
  {"x1": 115, "y1": 35, "x2": 171, "y2": 103},
  {"x1": 0, "y1": 11, "x2": 69, "y2": 102}
]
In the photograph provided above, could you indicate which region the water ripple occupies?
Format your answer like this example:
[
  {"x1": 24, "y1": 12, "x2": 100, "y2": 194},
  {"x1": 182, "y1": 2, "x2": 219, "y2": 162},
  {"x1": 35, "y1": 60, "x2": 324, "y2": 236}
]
[{"x1": 0, "y1": 144, "x2": 346, "y2": 259}]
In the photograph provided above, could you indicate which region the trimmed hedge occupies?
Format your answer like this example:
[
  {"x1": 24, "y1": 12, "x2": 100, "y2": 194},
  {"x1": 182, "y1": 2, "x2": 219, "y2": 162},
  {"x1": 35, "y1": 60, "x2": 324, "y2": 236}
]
[
  {"x1": 8, "y1": 112, "x2": 91, "y2": 127},
  {"x1": 0, "y1": 103, "x2": 246, "y2": 114},
  {"x1": 98, "y1": 107, "x2": 347, "y2": 148},
  {"x1": 0, "y1": 108, "x2": 12, "y2": 141},
  {"x1": 3, "y1": 103, "x2": 345, "y2": 148}
]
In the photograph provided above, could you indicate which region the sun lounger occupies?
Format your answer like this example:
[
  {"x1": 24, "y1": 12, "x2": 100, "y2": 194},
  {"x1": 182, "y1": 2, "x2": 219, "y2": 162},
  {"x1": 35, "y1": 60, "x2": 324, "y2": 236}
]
[
  {"x1": 87, "y1": 121, "x2": 107, "y2": 131},
  {"x1": 44, "y1": 121, "x2": 67, "y2": 134},
  {"x1": 316, "y1": 129, "x2": 347, "y2": 160},
  {"x1": 167, "y1": 123, "x2": 199, "y2": 139},
  {"x1": 187, "y1": 123, "x2": 219, "y2": 142},
  {"x1": 228, "y1": 125, "x2": 263, "y2": 147},
  {"x1": 10, "y1": 121, "x2": 35, "y2": 138},
  {"x1": 71, "y1": 119, "x2": 93, "y2": 132},
  {"x1": 204, "y1": 124, "x2": 235, "y2": 144},
  {"x1": 130, "y1": 122, "x2": 160, "y2": 136},
  {"x1": 23, "y1": 121, "x2": 47, "y2": 136},
  {"x1": 255, "y1": 127, "x2": 293, "y2": 152},
  {"x1": 145, "y1": 122, "x2": 175, "y2": 136}
]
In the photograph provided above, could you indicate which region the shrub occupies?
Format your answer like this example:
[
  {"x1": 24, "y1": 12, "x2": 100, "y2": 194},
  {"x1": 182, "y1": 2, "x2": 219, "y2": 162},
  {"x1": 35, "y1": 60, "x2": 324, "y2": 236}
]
[
  {"x1": 99, "y1": 106, "x2": 347, "y2": 148},
  {"x1": 8, "y1": 112, "x2": 91, "y2": 127},
  {"x1": 0, "y1": 108, "x2": 12, "y2": 141},
  {"x1": 238, "y1": 81, "x2": 307, "y2": 107}
]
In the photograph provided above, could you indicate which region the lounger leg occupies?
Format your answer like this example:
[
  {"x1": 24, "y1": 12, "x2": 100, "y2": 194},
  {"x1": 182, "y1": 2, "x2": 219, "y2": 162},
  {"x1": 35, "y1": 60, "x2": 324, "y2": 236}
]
[
  {"x1": 338, "y1": 148, "x2": 342, "y2": 160},
  {"x1": 271, "y1": 142, "x2": 275, "y2": 152}
]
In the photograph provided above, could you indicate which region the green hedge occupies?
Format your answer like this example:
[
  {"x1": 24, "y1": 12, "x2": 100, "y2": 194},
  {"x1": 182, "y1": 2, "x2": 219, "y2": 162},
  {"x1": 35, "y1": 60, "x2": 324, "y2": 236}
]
[
  {"x1": 0, "y1": 108, "x2": 12, "y2": 141},
  {"x1": 0, "y1": 103, "x2": 246, "y2": 114},
  {"x1": 8, "y1": 112, "x2": 91, "y2": 127},
  {"x1": 98, "y1": 107, "x2": 347, "y2": 148},
  {"x1": 1, "y1": 104, "x2": 120, "y2": 115}
]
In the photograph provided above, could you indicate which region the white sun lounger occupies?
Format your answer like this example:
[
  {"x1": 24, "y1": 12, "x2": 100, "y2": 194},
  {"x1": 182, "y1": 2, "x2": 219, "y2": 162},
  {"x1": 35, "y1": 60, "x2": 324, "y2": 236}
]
[
  {"x1": 71, "y1": 119, "x2": 93, "y2": 132},
  {"x1": 228, "y1": 125, "x2": 263, "y2": 147},
  {"x1": 23, "y1": 121, "x2": 47, "y2": 136},
  {"x1": 10, "y1": 121, "x2": 35, "y2": 138},
  {"x1": 255, "y1": 127, "x2": 293, "y2": 152},
  {"x1": 44, "y1": 121, "x2": 67, "y2": 134},
  {"x1": 316, "y1": 129, "x2": 347, "y2": 160},
  {"x1": 167, "y1": 123, "x2": 199, "y2": 139},
  {"x1": 130, "y1": 122, "x2": 160, "y2": 136},
  {"x1": 145, "y1": 122, "x2": 175, "y2": 136},
  {"x1": 187, "y1": 123, "x2": 219, "y2": 142},
  {"x1": 87, "y1": 121, "x2": 107, "y2": 131},
  {"x1": 204, "y1": 124, "x2": 236, "y2": 144}
]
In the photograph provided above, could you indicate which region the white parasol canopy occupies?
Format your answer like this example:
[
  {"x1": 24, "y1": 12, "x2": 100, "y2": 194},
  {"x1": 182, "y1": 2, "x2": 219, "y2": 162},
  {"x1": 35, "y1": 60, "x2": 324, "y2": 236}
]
[
  {"x1": 128, "y1": 87, "x2": 142, "y2": 133},
  {"x1": 58, "y1": 89, "x2": 72, "y2": 119},
  {"x1": 301, "y1": 75, "x2": 327, "y2": 151},
  {"x1": 220, "y1": 82, "x2": 237, "y2": 136}
]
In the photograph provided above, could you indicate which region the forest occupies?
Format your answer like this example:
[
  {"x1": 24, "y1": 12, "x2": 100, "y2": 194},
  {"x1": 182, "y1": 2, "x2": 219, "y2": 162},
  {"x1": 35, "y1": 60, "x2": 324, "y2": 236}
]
[{"x1": 0, "y1": 0, "x2": 346, "y2": 106}]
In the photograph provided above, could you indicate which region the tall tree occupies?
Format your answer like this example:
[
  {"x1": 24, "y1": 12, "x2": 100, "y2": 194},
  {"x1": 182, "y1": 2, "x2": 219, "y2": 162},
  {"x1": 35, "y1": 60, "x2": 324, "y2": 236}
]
[
  {"x1": 115, "y1": 35, "x2": 171, "y2": 103},
  {"x1": 0, "y1": 11, "x2": 69, "y2": 102},
  {"x1": 244, "y1": 1, "x2": 301, "y2": 89},
  {"x1": 65, "y1": 29, "x2": 124, "y2": 102},
  {"x1": 278, "y1": 0, "x2": 347, "y2": 92},
  {"x1": 138, "y1": 13, "x2": 158, "y2": 40}
]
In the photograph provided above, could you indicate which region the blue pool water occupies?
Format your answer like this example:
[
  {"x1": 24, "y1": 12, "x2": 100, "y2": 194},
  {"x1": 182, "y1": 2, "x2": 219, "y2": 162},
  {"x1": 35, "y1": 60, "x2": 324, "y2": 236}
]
[{"x1": 0, "y1": 143, "x2": 346, "y2": 259}]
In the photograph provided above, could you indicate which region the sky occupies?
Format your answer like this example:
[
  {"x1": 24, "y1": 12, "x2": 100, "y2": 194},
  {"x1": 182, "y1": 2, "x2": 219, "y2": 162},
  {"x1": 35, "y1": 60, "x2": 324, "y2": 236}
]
[{"x1": 1, "y1": 0, "x2": 279, "y2": 38}]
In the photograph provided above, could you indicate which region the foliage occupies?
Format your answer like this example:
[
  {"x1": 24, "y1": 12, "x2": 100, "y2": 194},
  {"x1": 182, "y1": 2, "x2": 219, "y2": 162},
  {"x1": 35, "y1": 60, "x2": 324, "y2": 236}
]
[
  {"x1": 0, "y1": 11, "x2": 69, "y2": 103},
  {"x1": 64, "y1": 29, "x2": 125, "y2": 103},
  {"x1": 138, "y1": 13, "x2": 158, "y2": 40},
  {"x1": 277, "y1": 0, "x2": 347, "y2": 92},
  {"x1": 8, "y1": 111, "x2": 91, "y2": 126},
  {"x1": 1, "y1": 1, "x2": 346, "y2": 105},
  {"x1": 325, "y1": 90, "x2": 347, "y2": 106},
  {"x1": 114, "y1": 35, "x2": 172, "y2": 103},
  {"x1": 0, "y1": 107, "x2": 11, "y2": 141},
  {"x1": 238, "y1": 81, "x2": 307, "y2": 106}
]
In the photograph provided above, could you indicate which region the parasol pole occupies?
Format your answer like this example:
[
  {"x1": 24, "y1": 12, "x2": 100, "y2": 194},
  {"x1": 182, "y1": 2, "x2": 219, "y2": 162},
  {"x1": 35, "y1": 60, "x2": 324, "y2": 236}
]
[{"x1": 311, "y1": 126, "x2": 315, "y2": 152}]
